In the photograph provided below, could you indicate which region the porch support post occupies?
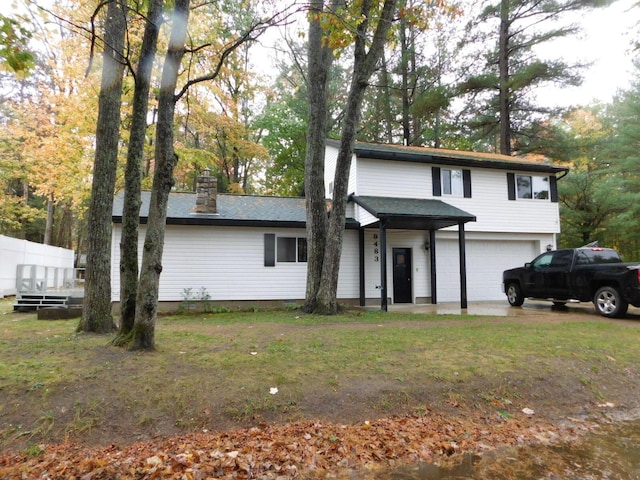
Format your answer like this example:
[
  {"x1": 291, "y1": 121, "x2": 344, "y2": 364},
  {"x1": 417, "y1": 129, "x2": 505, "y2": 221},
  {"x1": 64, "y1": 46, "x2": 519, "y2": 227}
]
[
  {"x1": 429, "y1": 229, "x2": 437, "y2": 304},
  {"x1": 458, "y1": 221, "x2": 468, "y2": 309},
  {"x1": 379, "y1": 220, "x2": 388, "y2": 312},
  {"x1": 359, "y1": 227, "x2": 365, "y2": 306}
]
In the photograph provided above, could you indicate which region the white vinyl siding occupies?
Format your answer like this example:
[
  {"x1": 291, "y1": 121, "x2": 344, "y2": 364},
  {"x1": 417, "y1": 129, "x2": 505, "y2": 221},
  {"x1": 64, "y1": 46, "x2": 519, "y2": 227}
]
[
  {"x1": 111, "y1": 225, "x2": 359, "y2": 302},
  {"x1": 354, "y1": 204, "x2": 379, "y2": 227},
  {"x1": 356, "y1": 159, "x2": 430, "y2": 198},
  {"x1": 436, "y1": 169, "x2": 560, "y2": 234},
  {"x1": 324, "y1": 146, "x2": 338, "y2": 199},
  {"x1": 351, "y1": 159, "x2": 560, "y2": 234},
  {"x1": 325, "y1": 144, "x2": 357, "y2": 200}
]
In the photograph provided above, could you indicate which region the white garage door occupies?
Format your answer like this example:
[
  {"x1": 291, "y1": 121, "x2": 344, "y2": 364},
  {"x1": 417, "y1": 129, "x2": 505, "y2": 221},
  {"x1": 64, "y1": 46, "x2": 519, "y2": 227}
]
[{"x1": 436, "y1": 240, "x2": 538, "y2": 302}]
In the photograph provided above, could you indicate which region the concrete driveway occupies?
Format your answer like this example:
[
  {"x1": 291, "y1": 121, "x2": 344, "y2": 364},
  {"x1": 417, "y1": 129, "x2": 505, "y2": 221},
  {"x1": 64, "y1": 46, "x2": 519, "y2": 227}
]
[{"x1": 385, "y1": 299, "x2": 640, "y2": 319}]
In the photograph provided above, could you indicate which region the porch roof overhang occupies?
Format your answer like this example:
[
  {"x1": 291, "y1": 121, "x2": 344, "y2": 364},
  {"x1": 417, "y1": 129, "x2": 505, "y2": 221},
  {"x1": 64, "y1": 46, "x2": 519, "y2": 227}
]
[{"x1": 349, "y1": 195, "x2": 476, "y2": 230}]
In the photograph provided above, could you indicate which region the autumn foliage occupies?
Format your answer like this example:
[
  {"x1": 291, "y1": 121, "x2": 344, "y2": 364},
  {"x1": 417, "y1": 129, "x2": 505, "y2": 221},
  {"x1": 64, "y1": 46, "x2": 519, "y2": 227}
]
[{"x1": 0, "y1": 409, "x2": 569, "y2": 479}]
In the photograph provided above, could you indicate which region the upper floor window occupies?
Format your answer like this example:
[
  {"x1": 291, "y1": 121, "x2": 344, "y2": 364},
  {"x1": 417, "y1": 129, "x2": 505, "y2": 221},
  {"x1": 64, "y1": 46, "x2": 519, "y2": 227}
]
[
  {"x1": 507, "y1": 172, "x2": 558, "y2": 202},
  {"x1": 517, "y1": 175, "x2": 549, "y2": 200},
  {"x1": 442, "y1": 169, "x2": 463, "y2": 196},
  {"x1": 432, "y1": 167, "x2": 471, "y2": 198}
]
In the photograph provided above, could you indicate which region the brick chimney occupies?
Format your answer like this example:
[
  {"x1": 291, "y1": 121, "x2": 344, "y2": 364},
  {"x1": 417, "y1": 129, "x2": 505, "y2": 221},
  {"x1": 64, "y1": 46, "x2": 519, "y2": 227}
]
[{"x1": 195, "y1": 169, "x2": 217, "y2": 213}]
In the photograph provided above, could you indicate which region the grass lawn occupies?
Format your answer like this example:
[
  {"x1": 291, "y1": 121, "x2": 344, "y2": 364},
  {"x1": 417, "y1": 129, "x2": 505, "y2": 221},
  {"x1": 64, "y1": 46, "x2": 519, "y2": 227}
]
[{"x1": 2, "y1": 297, "x2": 640, "y2": 455}]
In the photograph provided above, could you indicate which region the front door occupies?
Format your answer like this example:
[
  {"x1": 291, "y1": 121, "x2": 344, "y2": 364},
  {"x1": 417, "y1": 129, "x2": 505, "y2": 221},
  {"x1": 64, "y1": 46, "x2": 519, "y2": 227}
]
[{"x1": 393, "y1": 248, "x2": 412, "y2": 303}]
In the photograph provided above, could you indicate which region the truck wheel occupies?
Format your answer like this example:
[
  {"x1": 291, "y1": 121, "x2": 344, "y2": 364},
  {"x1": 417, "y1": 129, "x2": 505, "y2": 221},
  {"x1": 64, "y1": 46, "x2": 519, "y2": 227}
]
[
  {"x1": 506, "y1": 283, "x2": 524, "y2": 306},
  {"x1": 593, "y1": 286, "x2": 629, "y2": 318}
]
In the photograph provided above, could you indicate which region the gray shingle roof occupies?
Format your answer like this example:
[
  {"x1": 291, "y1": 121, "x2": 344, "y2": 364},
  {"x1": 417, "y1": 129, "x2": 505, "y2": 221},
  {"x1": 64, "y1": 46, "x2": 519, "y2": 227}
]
[
  {"x1": 112, "y1": 191, "x2": 308, "y2": 226},
  {"x1": 350, "y1": 195, "x2": 476, "y2": 230}
]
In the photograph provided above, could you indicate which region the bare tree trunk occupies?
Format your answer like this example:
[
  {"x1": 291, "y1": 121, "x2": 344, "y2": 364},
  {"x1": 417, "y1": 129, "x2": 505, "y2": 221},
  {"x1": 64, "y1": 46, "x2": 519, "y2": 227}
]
[
  {"x1": 379, "y1": 52, "x2": 394, "y2": 143},
  {"x1": 400, "y1": 15, "x2": 410, "y2": 146},
  {"x1": 43, "y1": 194, "x2": 54, "y2": 245},
  {"x1": 302, "y1": 0, "x2": 335, "y2": 313},
  {"x1": 130, "y1": 0, "x2": 190, "y2": 350},
  {"x1": 79, "y1": 0, "x2": 126, "y2": 333},
  {"x1": 116, "y1": 0, "x2": 164, "y2": 344},
  {"x1": 314, "y1": 0, "x2": 398, "y2": 314},
  {"x1": 498, "y1": 0, "x2": 511, "y2": 155}
]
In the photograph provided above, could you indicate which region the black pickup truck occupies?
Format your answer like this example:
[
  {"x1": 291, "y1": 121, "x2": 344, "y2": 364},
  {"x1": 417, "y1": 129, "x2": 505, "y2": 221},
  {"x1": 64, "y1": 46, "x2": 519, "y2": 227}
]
[{"x1": 502, "y1": 247, "x2": 640, "y2": 317}]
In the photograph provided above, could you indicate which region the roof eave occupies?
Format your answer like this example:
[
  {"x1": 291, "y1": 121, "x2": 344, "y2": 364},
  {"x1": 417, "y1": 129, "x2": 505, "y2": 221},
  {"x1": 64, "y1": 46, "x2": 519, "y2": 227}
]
[
  {"x1": 326, "y1": 139, "x2": 568, "y2": 174},
  {"x1": 354, "y1": 147, "x2": 568, "y2": 174}
]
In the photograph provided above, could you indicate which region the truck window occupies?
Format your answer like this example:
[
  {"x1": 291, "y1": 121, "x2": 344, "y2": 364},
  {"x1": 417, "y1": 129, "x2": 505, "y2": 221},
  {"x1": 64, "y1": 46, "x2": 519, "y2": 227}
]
[
  {"x1": 575, "y1": 251, "x2": 591, "y2": 265},
  {"x1": 532, "y1": 252, "x2": 554, "y2": 268},
  {"x1": 587, "y1": 250, "x2": 622, "y2": 264},
  {"x1": 550, "y1": 250, "x2": 573, "y2": 268},
  {"x1": 576, "y1": 249, "x2": 622, "y2": 265}
]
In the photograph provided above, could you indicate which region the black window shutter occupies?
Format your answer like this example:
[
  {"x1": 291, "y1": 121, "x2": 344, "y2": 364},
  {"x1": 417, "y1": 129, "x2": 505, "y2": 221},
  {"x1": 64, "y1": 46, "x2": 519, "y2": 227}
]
[
  {"x1": 550, "y1": 176, "x2": 558, "y2": 203},
  {"x1": 463, "y1": 169, "x2": 472, "y2": 198},
  {"x1": 432, "y1": 167, "x2": 441, "y2": 196},
  {"x1": 264, "y1": 233, "x2": 275, "y2": 266},
  {"x1": 507, "y1": 173, "x2": 516, "y2": 201}
]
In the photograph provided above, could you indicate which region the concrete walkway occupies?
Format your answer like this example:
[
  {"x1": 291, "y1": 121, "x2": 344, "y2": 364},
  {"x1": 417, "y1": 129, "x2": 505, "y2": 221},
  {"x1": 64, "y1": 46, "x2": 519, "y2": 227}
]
[{"x1": 381, "y1": 300, "x2": 594, "y2": 317}]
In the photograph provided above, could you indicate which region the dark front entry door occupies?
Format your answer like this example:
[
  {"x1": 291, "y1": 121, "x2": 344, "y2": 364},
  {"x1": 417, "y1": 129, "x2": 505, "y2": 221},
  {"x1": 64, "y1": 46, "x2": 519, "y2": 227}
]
[{"x1": 393, "y1": 248, "x2": 412, "y2": 303}]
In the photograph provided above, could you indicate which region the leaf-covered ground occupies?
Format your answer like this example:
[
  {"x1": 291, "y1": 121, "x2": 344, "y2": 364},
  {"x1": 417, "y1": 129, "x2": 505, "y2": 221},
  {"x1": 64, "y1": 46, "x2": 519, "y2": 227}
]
[
  {"x1": 0, "y1": 408, "x2": 583, "y2": 479},
  {"x1": 2, "y1": 303, "x2": 640, "y2": 478}
]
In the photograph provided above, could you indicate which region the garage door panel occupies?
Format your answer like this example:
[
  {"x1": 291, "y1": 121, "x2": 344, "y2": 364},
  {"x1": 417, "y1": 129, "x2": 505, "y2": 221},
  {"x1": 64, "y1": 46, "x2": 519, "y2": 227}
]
[{"x1": 436, "y1": 240, "x2": 537, "y2": 302}]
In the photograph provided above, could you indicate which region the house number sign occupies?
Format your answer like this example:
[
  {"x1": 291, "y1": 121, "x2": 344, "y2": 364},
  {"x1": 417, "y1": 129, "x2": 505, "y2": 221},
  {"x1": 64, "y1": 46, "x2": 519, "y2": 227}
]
[{"x1": 372, "y1": 233, "x2": 379, "y2": 262}]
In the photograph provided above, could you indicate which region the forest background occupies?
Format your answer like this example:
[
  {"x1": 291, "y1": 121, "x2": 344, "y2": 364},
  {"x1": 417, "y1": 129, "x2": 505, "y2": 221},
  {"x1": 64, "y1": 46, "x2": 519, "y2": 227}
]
[{"x1": 1, "y1": 0, "x2": 640, "y2": 262}]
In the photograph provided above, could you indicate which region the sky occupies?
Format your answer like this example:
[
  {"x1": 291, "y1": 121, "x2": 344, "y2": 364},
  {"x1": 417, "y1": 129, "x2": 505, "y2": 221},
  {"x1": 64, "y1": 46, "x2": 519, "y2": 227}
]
[
  {"x1": 535, "y1": 0, "x2": 640, "y2": 108},
  {"x1": 2, "y1": 0, "x2": 639, "y2": 108}
]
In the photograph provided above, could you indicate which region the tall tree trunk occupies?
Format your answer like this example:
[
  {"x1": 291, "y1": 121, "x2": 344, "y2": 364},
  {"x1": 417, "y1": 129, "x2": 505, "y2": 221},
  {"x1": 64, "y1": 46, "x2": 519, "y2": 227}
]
[
  {"x1": 498, "y1": 0, "x2": 511, "y2": 155},
  {"x1": 379, "y1": 52, "x2": 394, "y2": 143},
  {"x1": 408, "y1": 25, "x2": 420, "y2": 145},
  {"x1": 302, "y1": 0, "x2": 336, "y2": 313},
  {"x1": 314, "y1": 0, "x2": 398, "y2": 314},
  {"x1": 79, "y1": 0, "x2": 126, "y2": 333},
  {"x1": 116, "y1": 0, "x2": 164, "y2": 344},
  {"x1": 400, "y1": 15, "x2": 410, "y2": 146},
  {"x1": 43, "y1": 194, "x2": 54, "y2": 245},
  {"x1": 130, "y1": 0, "x2": 189, "y2": 350}
]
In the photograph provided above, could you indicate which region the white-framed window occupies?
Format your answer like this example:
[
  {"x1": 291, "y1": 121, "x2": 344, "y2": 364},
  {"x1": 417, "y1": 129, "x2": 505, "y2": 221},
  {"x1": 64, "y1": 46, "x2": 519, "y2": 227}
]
[
  {"x1": 276, "y1": 237, "x2": 307, "y2": 263},
  {"x1": 516, "y1": 175, "x2": 549, "y2": 200},
  {"x1": 433, "y1": 167, "x2": 471, "y2": 198},
  {"x1": 265, "y1": 234, "x2": 307, "y2": 266},
  {"x1": 442, "y1": 168, "x2": 464, "y2": 196}
]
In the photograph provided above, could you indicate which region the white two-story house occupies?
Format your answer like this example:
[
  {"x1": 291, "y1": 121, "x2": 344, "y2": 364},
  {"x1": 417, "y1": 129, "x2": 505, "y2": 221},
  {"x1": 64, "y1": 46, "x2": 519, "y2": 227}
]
[{"x1": 110, "y1": 140, "x2": 568, "y2": 310}]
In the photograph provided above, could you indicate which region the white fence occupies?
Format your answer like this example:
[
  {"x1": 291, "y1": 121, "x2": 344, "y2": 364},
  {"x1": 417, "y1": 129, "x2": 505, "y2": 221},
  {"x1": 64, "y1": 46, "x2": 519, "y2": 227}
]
[{"x1": 0, "y1": 235, "x2": 75, "y2": 298}]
